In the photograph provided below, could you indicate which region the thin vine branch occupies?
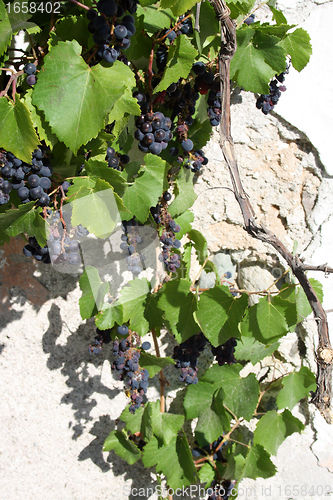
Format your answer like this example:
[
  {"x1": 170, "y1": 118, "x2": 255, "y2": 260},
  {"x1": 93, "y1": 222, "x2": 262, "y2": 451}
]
[{"x1": 210, "y1": 0, "x2": 333, "y2": 423}]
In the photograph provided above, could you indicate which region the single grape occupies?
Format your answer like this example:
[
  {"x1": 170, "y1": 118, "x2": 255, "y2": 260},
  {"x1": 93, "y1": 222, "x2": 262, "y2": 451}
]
[
  {"x1": 38, "y1": 193, "x2": 50, "y2": 207},
  {"x1": 86, "y1": 8, "x2": 98, "y2": 21},
  {"x1": 149, "y1": 142, "x2": 162, "y2": 155},
  {"x1": 68, "y1": 252, "x2": 81, "y2": 265},
  {"x1": 142, "y1": 341, "x2": 151, "y2": 351},
  {"x1": 163, "y1": 192, "x2": 172, "y2": 202},
  {"x1": 181, "y1": 139, "x2": 193, "y2": 152},
  {"x1": 24, "y1": 63, "x2": 36, "y2": 75},
  {"x1": 2, "y1": 181, "x2": 12, "y2": 194},
  {"x1": 26, "y1": 75, "x2": 37, "y2": 86},
  {"x1": 29, "y1": 186, "x2": 43, "y2": 200},
  {"x1": 99, "y1": 0, "x2": 117, "y2": 16},
  {"x1": 28, "y1": 174, "x2": 40, "y2": 187},
  {"x1": 114, "y1": 25, "x2": 128, "y2": 39},
  {"x1": 118, "y1": 324, "x2": 129, "y2": 336}
]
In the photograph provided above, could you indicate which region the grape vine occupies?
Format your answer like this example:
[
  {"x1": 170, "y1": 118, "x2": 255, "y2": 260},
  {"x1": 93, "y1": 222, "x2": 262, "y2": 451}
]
[{"x1": 0, "y1": 0, "x2": 330, "y2": 498}]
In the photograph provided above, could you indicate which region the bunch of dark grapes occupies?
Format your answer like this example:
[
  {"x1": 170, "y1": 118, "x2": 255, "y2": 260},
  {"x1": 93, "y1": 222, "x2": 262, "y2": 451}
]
[
  {"x1": 23, "y1": 62, "x2": 37, "y2": 86},
  {"x1": 133, "y1": 93, "x2": 174, "y2": 156},
  {"x1": 211, "y1": 338, "x2": 237, "y2": 366},
  {"x1": 120, "y1": 218, "x2": 144, "y2": 276},
  {"x1": 172, "y1": 332, "x2": 207, "y2": 384},
  {"x1": 23, "y1": 236, "x2": 51, "y2": 264},
  {"x1": 207, "y1": 480, "x2": 235, "y2": 500},
  {"x1": 105, "y1": 146, "x2": 130, "y2": 171},
  {"x1": 0, "y1": 149, "x2": 53, "y2": 207},
  {"x1": 48, "y1": 219, "x2": 87, "y2": 266},
  {"x1": 191, "y1": 64, "x2": 221, "y2": 126},
  {"x1": 112, "y1": 325, "x2": 150, "y2": 413},
  {"x1": 192, "y1": 435, "x2": 227, "y2": 461},
  {"x1": 151, "y1": 196, "x2": 182, "y2": 274},
  {"x1": 256, "y1": 65, "x2": 289, "y2": 115},
  {"x1": 88, "y1": 328, "x2": 112, "y2": 354},
  {"x1": 86, "y1": 0, "x2": 137, "y2": 66},
  {"x1": 160, "y1": 14, "x2": 193, "y2": 43},
  {"x1": 166, "y1": 81, "x2": 199, "y2": 125}
]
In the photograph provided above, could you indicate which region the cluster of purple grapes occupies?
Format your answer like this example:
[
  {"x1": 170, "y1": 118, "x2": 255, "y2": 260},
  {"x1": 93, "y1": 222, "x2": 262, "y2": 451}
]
[
  {"x1": 192, "y1": 63, "x2": 221, "y2": 126},
  {"x1": 211, "y1": 338, "x2": 237, "y2": 366},
  {"x1": 105, "y1": 146, "x2": 130, "y2": 171},
  {"x1": 86, "y1": 0, "x2": 137, "y2": 65},
  {"x1": 172, "y1": 332, "x2": 207, "y2": 385},
  {"x1": 24, "y1": 63, "x2": 37, "y2": 86},
  {"x1": 166, "y1": 80, "x2": 199, "y2": 126},
  {"x1": 133, "y1": 95, "x2": 174, "y2": 156},
  {"x1": 23, "y1": 236, "x2": 51, "y2": 264},
  {"x1": 88, "y1": 328, "x2": 111, "y2": 354},
  {"x1": 0, "y1": 149, "x2": 53, "y2": 207},
  {"x1": 160, "y1": 15, "x2": 193, "y2": 45},
  {"x1": 256, "y1": 68, "x2": 288, "y2": 115},
  {"x1": 112, "y1": 325, "x2": 150, "y2": 413},
  {"x1": 184, "y1": 149, "x2": 208, "y2": 173},
  {"x1": 120, "y1": 218, "x2": 144, "y2": 276},
  {"x1": 152, "y1": 196, "x2": 182, "y2": 274},
  {"x1": 48, "y1": 219, "x2": 88, "y2": 266},
  {"x1": 192, "y1": 435, "x2": 227, "y2": 461}
]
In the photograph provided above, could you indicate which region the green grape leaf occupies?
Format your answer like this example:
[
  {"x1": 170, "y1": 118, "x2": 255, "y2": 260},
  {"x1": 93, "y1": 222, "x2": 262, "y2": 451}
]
[
  {"x1": 198, "y1": 462, "x2": 215, "y2": 487},
  {"x1": 160, "y1": 0, "x2": 198, "y2": 17},
  {"x1": 148, "y1": 401, "x2": 184, "y2": 446},
  {"x1": 278, "y1": 27, "x2": 312, "y2": 71},
  {"x1": 120, "y1": 405, "x2": 145, "y2": 435},
  {"x1": 107, "y1": 87, "x2": 141, "y2": 123},
  {"x1": 201, "y1": 364, "x2": 259, "y2": 421},
  {"x1": 157, "y1": 279, "x2": 199, "y2": 342},
  {"x1": 0, "y1": 97, "x2": 40, "y2": 163},
  {"x1": 122, "y1": 154, "x2": 168, "y2": 223},
  {"x1": 0, "y1": 202, "x2": 46, "y2": 246},
  {"x1": 136, "y1": 5, "x2": 176, "y2": 33},
  {"x1": 55, "y1": 15, "x2": 90, "y2": 46},
  {"x1": 138, "y1": 351, "x2": 175, "y2": 378},
  {"x1": 68, "y1": 177, "x2": 124, "y2": 239},
  {"x1": 0, "y1": 227, "x2": 10, "y2": 246},
  {"x1": 95, "y1": 301, "x2": 123, "y2": 330},
  {"x1": 253, "y1": 409, "x2": 304, "y2": 455},
  {"x1": 235, "y1": 336, "x2": 279, "y2": 365},
  {"x1": 269, "y1": 5, "x2": 287, "y2": 25},
  {"x1": 187, "y1": 229, "x2": 208, "y2": 265},
  {"x1": 79, "y1": 266, "x2": 109, "y2": 320},
  {"x1": 193, "y1": 1, "x2": 219, "y2": 53},
  {"x1": 141, "y1": 403, "x2": 154, "y2": 442},
  {"x1": 230, "y1": 28, "x2": 286, "y2": 93},
  {"x1": 173, "y1": 210, "x2": 194, "y2": 239},
  {"x1": 118, "y1": 278, "x2": 151, "y2": 335},
  {"x1": 276, "y1": 366, "x2": 316, "y2": 410},
  {"x1": 241, "y1": 296, "x2": 290, "y2": 344},
  {"x1": 228, "y1": 0, "x2": 256, "y2": 17},
  {"x1": 184, "y1": 381, "x2": 219, "y2": 420},
  {"x1": 236, "y1": 444, "x2": 277, "y2": 480},
  {"x1": 195, "y1": 390, "x2": 231, "y2": 447},
  {"x1": 84, "y1": 158, "x2": 127, "y2": 197},
  {"x1": 142, "y1": 433, "x2": 198, "y2": 489},
  {"x1": 188, "y1": 116, "x2": 213, "y2": 150},
  {"x1": 296, "y1": 278, "x2": 323, "y2": 321},
  {"x1": 125, "y1": 15, "x2": 153, "y2": 61},
  {"x1": 154, "y1": 35, "x2": 198, "y2": 94},
  {"x1": 195, "y1": 286, "x2": 248, "y2": 347},
  {"x1": 32, "y1": 41, "x2": 137, "y2": 154},
  {"x1": 23, "y1": 90, "x2": 58, "y2": 149},
  {"x1": 103, "y1": 430, "x2": 141, "y2": 464},
  {"x1": 271, "y1": 295, "x2": 298, "y2": 332},
  {"x1": 168, "y1": 168, "x2": 197, "y2": 218},
  {"x1": 144, "y1": 292, "x2": 164, "y2": 331},
  {"x1": 0, "y1": 0, "x2": 37, "y2": 57}
]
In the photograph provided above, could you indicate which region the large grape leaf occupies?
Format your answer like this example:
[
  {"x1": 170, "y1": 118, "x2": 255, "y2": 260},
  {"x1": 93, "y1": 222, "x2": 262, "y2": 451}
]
[
  {"x1": 121, "y1": 154, "x2": 168, "y2": 223},
  {"x1": 278, "y1": 27, "x2": 312, "y2": 71},
  {"x1": 168, "y1": 168, "x2": 197, "y2": 218},
  {"x1": 146, "y1": 401, "x2": 184, "y2": 446},
  {"x1": 160, "y1": 0, "x2": 198, "y2": 17},
  {"x1": 32, "y1": 41, "x2": 137, "y2": 154},
  {"x1": 233, "y1": 444, "x2": 276, "y2": 481},
  {"x1": 0, "y1": 0, "x2": 37, "y2": 57},
  {"x1": 157, "y1": 279, "x2": 199, "y2": 342},
  {"x1": 103, "y1": 430, "x2": 141, "y2": 464},
  {"x1": 154, "y1": 35, "x2": 198, "y2": 94},
  {"x1": 23, "y1": 90, "x2": 58, "y2": 150},
  {"x1": 67, "y1": 177, "x2": 128, "y2": 239},
  {"x1": 276, "y1": 366, "x2": 316, "y2": 410},
  {"x1": 230, "y1": 28, "x2": 286, "y2": 93},
  {"x1": 142, "y1": 433, "x2": 198, "y2": 489},
  {"x1": 253, "y1": 409, "x2": 304, "y2": 455},
  {"x1": 0, "y1": 97, "x2": 40, "y2": 163},
  {"x1": 118, "y1": 278, "x2": 151, "y2": 335},
  {"x1": 119, "y1": 405, "x2": 145, "y2": 435},
  {"x1": 139, "y1": 351, "x2": 175, "y2": 378},
  {"x1": 201, "y1": 364, "x2": 259, "y2": 421},
  {"x1": 0, "y1": 202, "x2": 46, "y2": 246},
  {"x1": 195, "y1": 285, "x2": 248, "y2": 347},
  {"x1": 95, "y1": 301, "x2": 123, "y2": 330},
  {"x1": 136, "y1": 5, "x2": 176, "y2": 33},
  {"x1": 79, "y1": 266, "x2": 109, "y2": 320}
]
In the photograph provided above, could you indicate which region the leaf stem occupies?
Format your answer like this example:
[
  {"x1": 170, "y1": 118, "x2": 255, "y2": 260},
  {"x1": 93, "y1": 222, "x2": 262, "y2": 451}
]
[{"x1": 151, "y1": 328, "x2": 168, "y2": 413}]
